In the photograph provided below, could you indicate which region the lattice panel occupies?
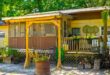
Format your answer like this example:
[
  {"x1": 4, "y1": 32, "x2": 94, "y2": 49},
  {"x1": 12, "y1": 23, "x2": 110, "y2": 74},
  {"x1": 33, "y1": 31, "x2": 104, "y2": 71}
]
[{"x1": 63, "y1": 53, "x2": 97, "y2": 66}]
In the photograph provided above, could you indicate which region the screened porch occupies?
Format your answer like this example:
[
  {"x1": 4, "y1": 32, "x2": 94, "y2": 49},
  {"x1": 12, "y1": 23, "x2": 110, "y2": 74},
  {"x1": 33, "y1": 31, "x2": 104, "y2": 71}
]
[{"x1": 9, "y1": 22, "x2": 57, "y2": 50}]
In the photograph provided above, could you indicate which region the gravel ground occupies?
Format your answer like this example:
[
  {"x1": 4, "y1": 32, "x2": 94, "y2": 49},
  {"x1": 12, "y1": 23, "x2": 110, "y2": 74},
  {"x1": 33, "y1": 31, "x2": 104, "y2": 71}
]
[
  {"x1": 0, "y1": 63, "x2": 35, "y2": 75},
  {"x1": 0, "y1": 63, "x2": 109, "y2": 75}
]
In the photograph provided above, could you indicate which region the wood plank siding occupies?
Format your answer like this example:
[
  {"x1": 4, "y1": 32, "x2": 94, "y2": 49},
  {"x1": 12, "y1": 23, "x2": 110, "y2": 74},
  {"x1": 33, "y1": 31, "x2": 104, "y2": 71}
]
[
  {"x1": 9, "y1": 36, "x2": 57, "y2": 49},
  {"x1": 70, "y1": 11, "x2": 101, "y2": 20},
  {"x1": 29, "y1": 36, "x2": 57, "y2": 49},
  {"x1": 9, "y1": 37, "x2": 26, "y2": 48}
]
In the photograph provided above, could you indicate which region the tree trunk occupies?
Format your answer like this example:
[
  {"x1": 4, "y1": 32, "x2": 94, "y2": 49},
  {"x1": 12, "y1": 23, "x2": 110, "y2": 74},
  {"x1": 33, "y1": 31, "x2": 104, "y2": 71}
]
[{"x1": 101, "y1": 8, "x2": 109, "y2": 55}]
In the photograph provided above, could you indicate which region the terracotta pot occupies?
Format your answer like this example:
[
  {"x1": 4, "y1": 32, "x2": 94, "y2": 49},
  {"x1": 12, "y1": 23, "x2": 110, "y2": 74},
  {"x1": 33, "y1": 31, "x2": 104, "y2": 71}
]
[{"x1": 35, "y1": 61, "x2": 50, "y2": 75}]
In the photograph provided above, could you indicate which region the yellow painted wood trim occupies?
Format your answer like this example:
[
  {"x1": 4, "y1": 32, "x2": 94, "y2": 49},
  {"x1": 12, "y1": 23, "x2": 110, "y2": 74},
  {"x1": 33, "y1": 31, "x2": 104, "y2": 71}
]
[
  {"x1": 28, "y1": 20, "x2": 61, "y2": 27},
  {"x1": 5, "y1": 16, "x2": 61, "y2": 23},
  {"x1": 23, "y1": 19, "x2": 61, "y2": 69},
  {"x1": 27, "y1": 19, "x2": 62, "y2": 69},
  {"x1": 24, "y1": 21, "x2": 30, "y2": 68},
  {"x1": 56, "y1": 21, "x2": 62, "y2": 69}
]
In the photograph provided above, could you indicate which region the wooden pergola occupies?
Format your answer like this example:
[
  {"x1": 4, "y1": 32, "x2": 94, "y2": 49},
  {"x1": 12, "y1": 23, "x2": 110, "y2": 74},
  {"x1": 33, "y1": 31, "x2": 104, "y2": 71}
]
[{"x1": 4, "y1": 14, "x2": 62, "y2": 69}]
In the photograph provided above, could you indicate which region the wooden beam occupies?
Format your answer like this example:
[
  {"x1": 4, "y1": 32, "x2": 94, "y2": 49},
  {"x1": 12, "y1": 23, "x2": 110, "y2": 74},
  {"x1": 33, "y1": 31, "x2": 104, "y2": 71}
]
[
  {"x1": 4, "y1": 16, "x2": 61, "y2": 23},
  {"x1": 53, "y1": 21, "x2": 62, "y2": 69}
]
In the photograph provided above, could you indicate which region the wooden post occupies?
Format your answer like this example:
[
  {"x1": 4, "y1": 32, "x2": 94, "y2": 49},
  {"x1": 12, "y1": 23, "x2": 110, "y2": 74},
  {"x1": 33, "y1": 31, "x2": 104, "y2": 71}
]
[
  {"x1": 57, "y1": 26, "x2": 62, "y2": 69},
  {"x1": 24, "y1": 21, "x2": 30, "y2": 68},
  {"x1": 52, "y1": 20, "x2": 62, "y2": 69}
]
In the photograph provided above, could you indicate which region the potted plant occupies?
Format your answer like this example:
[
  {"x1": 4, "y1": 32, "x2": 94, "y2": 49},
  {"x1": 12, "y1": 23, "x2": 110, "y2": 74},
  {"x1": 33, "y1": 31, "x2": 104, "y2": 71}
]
[
  {"x1": 1, "y1": 48, "x2": 18, "y2": 64},
  {"x1": 1, "y1": 48, "x2": 11, "y2": 64},
  {"x1": 34, "y1": 53, "x2": 50, "y2": 75}
]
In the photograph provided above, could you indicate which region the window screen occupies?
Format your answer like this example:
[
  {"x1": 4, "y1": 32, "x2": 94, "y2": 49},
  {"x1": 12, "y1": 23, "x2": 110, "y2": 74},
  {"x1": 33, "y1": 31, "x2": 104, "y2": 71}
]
[
  {"x1": 44, "y1": 24, "x2": 56, "y2": 36},
  {"x1": 72, "y1": 28, "x2": 80, "y2": 36},
  {"x1": 9, "y1": 22, "x2": 26, "y2": 37},
  {"x1": 29, "y1": 23, "x2": 56, "y2": 37}
]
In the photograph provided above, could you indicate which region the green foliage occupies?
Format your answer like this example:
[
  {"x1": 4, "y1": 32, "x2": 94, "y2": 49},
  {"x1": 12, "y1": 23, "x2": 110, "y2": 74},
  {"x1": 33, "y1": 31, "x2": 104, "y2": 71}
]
[
  {"x1": 1, "y1": 0, "x2": 38, "y2": 17},
  {"x1": 101, "y1": 9, "x2": 109, "y2": 54},
  {"x1": 101, "y1": 9, "x2": 109, "y2": 23},
  {"x1": 0, "y1": 48, "x2": 18, "y2": 57},
  {"x1": 0, "y1": 0, "x2": 110, "y2": 17},
  {"x1": 92, "y1": 26, "x2": 99, "y2": 34},
  {"x1": 7, "y1": 48, "x2": 18, "y2": 57},
  {"x1": 83, "y1": 25, "x2": 90, "y2": 34},
  {"x1": 0, "y1": 0, "x2": 3, "y2": 20},
  {"x1": 34, "y1": 55, "x2": 49, "y2": 62},
  {"x1": 83, "y1": 25, "x2": 99, "y2": 36},
  {"x1": 56, "y1": 48, "x2": 65, "y2": 63},
  {"x1": 1, "y1": 49, "x2": 8, "y2": 57}
]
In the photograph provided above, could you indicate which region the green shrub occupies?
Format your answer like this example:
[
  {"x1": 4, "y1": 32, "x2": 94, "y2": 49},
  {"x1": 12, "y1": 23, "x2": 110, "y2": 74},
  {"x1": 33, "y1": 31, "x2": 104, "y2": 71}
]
[
  {"x1": 34, "y1": 55, "x2": 50, "y2": 62},
  {"x1": 0, "y1": 48, "x2": 18, "y2": 57},
  {"x1": 7, "y1": 48, "x2": 18, "y2": 56},
  {"x1": 55, "y1": 48, "x2": 65, "y2": 63}
]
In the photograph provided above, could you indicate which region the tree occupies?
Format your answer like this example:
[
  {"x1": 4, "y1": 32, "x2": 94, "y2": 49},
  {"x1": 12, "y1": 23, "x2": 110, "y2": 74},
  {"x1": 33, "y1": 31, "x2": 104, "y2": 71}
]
[
  {"x1": 0, "y1": 0, "x2": 3, "y2": 20},
  {"x1": 101, "y1": 8, "x2": 109, "y2": 55},
  {"x1": 2, "y1": 0, "x2": 38, "y2": 17},
  {"x1": 1, "y1": 0, "x2": 110, "y2": 17}
]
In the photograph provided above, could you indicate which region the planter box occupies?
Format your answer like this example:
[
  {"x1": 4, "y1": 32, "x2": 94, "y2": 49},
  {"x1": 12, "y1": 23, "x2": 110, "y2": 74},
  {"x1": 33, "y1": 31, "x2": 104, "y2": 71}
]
[{"x1": 35, "y1": 61, "x2": 50, "y2": 75}]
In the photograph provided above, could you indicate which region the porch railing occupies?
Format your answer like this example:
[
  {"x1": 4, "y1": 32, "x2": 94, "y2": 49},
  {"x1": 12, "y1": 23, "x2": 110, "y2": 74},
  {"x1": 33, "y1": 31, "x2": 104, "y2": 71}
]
[{"x1": 63, "y1": 37, "x2": 100, "y2": 53}]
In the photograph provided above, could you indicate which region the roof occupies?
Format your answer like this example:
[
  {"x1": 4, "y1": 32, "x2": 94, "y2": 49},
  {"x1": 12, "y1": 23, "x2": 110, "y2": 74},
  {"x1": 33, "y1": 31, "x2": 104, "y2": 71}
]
[
  {"x1": 2, "y1": 6, "x2": 110, "y2": 21},
  {"x1": 3, "y1": 13, "x2": 60, "y2": 21},
  {"x1": 28, "y1": 6, "x2": 110, "y2": 15}
]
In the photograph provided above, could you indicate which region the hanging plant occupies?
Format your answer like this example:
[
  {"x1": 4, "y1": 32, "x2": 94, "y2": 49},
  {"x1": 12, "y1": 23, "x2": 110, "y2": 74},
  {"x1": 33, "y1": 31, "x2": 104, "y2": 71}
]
[
  {"x1": 85, "y1": 26, "x2": 92, "y2": 44},
  {"x1": 92, "y1": 26, "x2": 99, "y2": 34},
  {"x1": 83, "y1": 25, "x2": 90, "y2": 36},
  {"x1": 88, "y1": 26, "x2": 93, "y2": 35}
]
